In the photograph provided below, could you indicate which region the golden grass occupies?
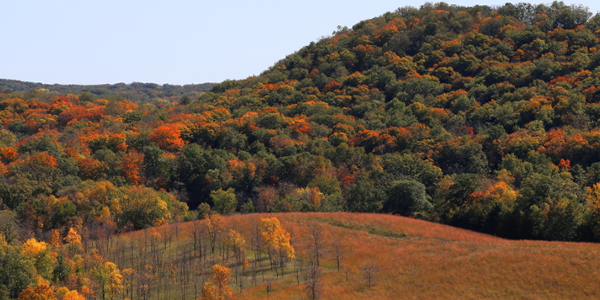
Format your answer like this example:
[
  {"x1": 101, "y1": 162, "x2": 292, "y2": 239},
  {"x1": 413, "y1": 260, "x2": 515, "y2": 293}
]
[{"x1": 116, "y1": 212, "x2": 600, "y2": 299}]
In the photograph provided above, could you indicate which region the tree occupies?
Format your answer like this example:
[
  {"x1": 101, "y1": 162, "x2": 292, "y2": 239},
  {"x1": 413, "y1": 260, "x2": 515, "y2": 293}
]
[
  {"x1": 117, "y1": 185, "x2": 171, "y2": 230},
  {"x1": 362, "y1": 260, "x2": 379, "y2": 288},
  {"x1": 53, "y1": 253, "x2": 70, "y2": 284},
  {"x1": 384, "y1": 180, "x2": 429, "y2": 216},
  {"x1": 64, "y1": 228, "x2": 83, "y2": 254},
  {"x1": 260, "y1": 217, "x2": 295, "y2": 273},
  {"x1": 331, "y1": 237, "x2": 345, "y2": 272},
  {"x1": 18, "y1": 284, "x2": 56, "y2": 300},
  {"x1": 0, "y1": 235, "x2": 34, "y2": 299},
  {"x1": 433, "y1": 139, "x2": 489, "y2": 175},
  {"x1": 21, "y1": 238, "x2": 53, "y2": 281},
  {"x1": 205, "y1": 213, "x2": 224, "y2": 254},
  {"x1": 256, "y1": 186, "x2": 277, "y2": 212},
  {"x1": 0, "y1": 210, "x2": 19, "y2": 244},
  {"x1": 308, "y1": 223, "x2": 325, "y2": 267},
  {"x1": 9, "y1": 152, "x2": 58, "y2": 184},
  {"x1": 92, "y1": 262, "x2": 124, "y2": 300},
  {"x1": 304, "y1": 265, "x2": 322, "y2": 300},
  {"x1": 223, "y1": 229, "x2": 246, "y2": 265},
  {"x1": 120, "y1": 150, "x2": 144, "y2": 185},
  {"x1": 434, "y1": 173, "x2": 483, "y2": 225},
  {"x1": 149, "y1": 124, "x2": 185, "y2": 151},
  {"x1": 210, "y1": 188, "x2": 237, "y2": 215},
  {"x1": 346, "y1": 175, "x2": 385, "y2": 212},
  {"x1": 63, "y1": 290, "x2": 85, "y2": 300},
  {"x1": 201, "y1": 264, "x2": 233, "y2": 300},
  {"x1": 78, "y1": 158, "x2": 107, "y2": 180},
  {"x1": 295, "y1": 187, "x2": 324, "y2": 212}
]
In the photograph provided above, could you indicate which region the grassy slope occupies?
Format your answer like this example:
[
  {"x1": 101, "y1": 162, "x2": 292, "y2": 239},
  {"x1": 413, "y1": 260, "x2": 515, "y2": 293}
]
[{"x1": 116, "y1": 213, "x2": 600, "y2": 299}]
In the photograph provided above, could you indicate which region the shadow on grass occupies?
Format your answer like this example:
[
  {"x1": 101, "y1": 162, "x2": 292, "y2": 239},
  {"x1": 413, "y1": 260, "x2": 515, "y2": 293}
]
[{"x1": 312, "y1": 217, "x2": 410, "y2": 239}]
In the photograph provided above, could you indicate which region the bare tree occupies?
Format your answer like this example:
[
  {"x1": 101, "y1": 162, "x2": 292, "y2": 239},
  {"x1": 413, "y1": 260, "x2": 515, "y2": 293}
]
[
  {"x1": 192, "y1": 220, "x2": 204, "y2": 258},
  {"x1": 294, "y1": 256, "x2": 305, "y2": 284},
  {"x1": 308, "y1": 223, "x2": 324, "y2": 267},
  {"x1": 0, "y1": 210, "x2": 19, "y2": 244},
  {"x1": 137, "y1": 264, "x2": 156, "y2": 300},
  {"x1": 162, "y1": 224, "x2": 174, "y2": 250},
  {"x1": 266, "y1": 279, "x2": 273, "y2": 297},
  {"x1": 331, "y1": 238, "x2": 345, "y2": 272},
  {"x1": 362, "y1": 261, "x2": 379, "y2": 288},
  {"x1": 250, "y1": 219, "x2": 262, "y2": 266},
  {"x1": 304, "y1": 265, "x2": 322, "y2": 300}
]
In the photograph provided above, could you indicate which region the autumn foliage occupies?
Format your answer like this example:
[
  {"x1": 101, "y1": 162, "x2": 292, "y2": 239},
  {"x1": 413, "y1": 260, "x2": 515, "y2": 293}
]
[{"x1": 5, "y1": 2, "x2": 600, "y2": 297}]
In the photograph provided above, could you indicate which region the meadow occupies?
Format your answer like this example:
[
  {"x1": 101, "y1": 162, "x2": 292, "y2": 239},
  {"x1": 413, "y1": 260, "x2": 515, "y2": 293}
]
[{"x1": 101, "y1": 212, "x2": 600, "y2": 299}]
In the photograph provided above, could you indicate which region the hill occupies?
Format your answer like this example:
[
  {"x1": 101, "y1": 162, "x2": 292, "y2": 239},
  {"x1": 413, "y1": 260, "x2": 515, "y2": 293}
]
[
  {"x1": 4, "y1": 1, "x2": 600, "y2": 297},
  {"x1": 0, "y1": 79, "x2": 215, "y2": 104},
  {"x1": 109, "y1": 212, "x2": 600, "y2": 299},
  {"x1": 186, "y1": 1, "x2": 600, "y2": 242},
  {"x1": 0, "y1": 1, "x2": 599, "y2": 244}
]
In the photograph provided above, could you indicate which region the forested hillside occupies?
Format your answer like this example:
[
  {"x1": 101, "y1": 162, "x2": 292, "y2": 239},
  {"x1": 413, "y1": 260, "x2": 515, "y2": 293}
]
[
  {"x1": 3, "y1": 1, "x2": 600, "y2": 298},
  {"x1": 193, "y1": 1, "x2": 600, "y2": 242}
]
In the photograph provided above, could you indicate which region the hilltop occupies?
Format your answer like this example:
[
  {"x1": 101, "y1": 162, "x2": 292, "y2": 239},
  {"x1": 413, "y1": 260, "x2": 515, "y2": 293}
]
[{"x1": 0, "y1": 79, "x2": 215, "y2": 104}]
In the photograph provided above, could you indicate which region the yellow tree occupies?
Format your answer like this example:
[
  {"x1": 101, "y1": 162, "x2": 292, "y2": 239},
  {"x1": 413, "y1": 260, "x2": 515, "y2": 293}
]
[
  {"x1": 64, "y1": 227, "x2": 82, "y2": 254},
  {"x1": 48, "y1": 230, "x2": 61, "y2": 249},
  {"x1": 92, "y1": 261, "x2": 124, "y2": 300},
  {"x1": 107, "y1": 262, "x2": 124, "y2": 300},
  {"x1": 259, "y1": 218, "x2": 295, "y2": 273},
  {"x1": 205, "y1": 213, "x2": 224, "y2": 254},
  {"x1": 18, "y1": 284, "x2": 56, "y2": 300},
  {"x1": 56, "y1": 287, "x2": 85, "y2": 300},
  {"x1": 63, "y1": 290, "x2": 85, "y2": 300},
  {"x1": 223, "y1": 229, "x2": 246, "y2": 265},
  {"x1": 200, "y1": 264, "x2": 233, "y2": 300},
  {"x1": 200, "y1": 283, "x2": 218, "y2": 300},
  {"x1": 21, "y1": 238, "x2": 53, "y2": 281}
]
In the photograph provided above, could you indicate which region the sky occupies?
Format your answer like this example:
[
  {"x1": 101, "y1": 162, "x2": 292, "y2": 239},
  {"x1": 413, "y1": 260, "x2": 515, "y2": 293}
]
[{"x1": 2, "y1": 0, "x2": 600, "y2": 86}]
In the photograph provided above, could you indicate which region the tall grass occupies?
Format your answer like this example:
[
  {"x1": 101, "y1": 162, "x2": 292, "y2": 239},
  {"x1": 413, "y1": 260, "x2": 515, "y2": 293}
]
[{"x1": 101, "y1": 212, "x2": 600, "y2": 299}]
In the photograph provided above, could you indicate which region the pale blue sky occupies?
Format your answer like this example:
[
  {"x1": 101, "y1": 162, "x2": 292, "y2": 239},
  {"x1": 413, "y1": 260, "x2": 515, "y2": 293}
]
[{"x1": 2, "y1": 0, "x2": 599, "y2": 85}]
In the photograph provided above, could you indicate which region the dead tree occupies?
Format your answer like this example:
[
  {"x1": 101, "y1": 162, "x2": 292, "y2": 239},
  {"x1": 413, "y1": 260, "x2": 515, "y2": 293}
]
[
  {"x1": 331, "y1": 238, "x2": 345, "y2": 272},
  {"x1": 304, "y1": 265, "x2": 322, "y2": 300},
  {"x1": 362, "y1": 260, "x2": 379, "y2": 288},
  {"x1": 192, "y1": 220, "x2": 205, "y2": 258},
  {"x1": 308, "y1": 223, "x2": 324, "y2": 267}
]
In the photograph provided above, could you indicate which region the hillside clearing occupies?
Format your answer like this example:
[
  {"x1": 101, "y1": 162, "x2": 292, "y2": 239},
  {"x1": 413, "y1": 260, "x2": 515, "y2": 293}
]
[{"x1": 111, "y1": 213, "x2": 600, "y2": 299}]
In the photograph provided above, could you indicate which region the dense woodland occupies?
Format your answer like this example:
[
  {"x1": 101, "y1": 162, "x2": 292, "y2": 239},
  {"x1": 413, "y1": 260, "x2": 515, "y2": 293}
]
[
  {"x1": 3, "y1": 1, "x2": 600, "y2": 298},
  {"x1": 0, "y1": 79, "x2": 214, "y2": 105}
]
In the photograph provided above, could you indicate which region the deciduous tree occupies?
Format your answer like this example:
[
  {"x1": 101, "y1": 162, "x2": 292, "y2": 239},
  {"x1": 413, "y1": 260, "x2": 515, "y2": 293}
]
[
  {"x1": 200, "y1": 264, "x2": 233, "y2": 300},
  {"x1": 210, "y1": 188, "x2": 237, "y2": 215}
]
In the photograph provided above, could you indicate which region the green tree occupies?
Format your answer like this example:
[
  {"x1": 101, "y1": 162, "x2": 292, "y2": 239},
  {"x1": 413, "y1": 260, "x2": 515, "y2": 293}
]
[
  {"x1": 384, "y1": 180, "x2": 430, "y2": 216},
  {"x1": 210, "y1": 188, "x2": 237, "y2": 215},
  {"x1": 92, "y1": 262, "x2": 124, "y2": 300},
  {"x1": 346, "y1": 174, "x2": 385, "y2": 212},
  {"x1": 0, "y1": 235, "x2": 34, "y2": 299},
  {"x1": 117, "y1": 186, "x2": 170, "y2": 230},
  {"x1": 435, "y1": 174, "x2": 482, "y2": 224}
]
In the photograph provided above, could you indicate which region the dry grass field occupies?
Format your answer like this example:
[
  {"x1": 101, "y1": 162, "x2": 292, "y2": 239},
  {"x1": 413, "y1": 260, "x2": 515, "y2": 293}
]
[{"x1": 109, "y1": 213, "x2": 600, "y2": 299}]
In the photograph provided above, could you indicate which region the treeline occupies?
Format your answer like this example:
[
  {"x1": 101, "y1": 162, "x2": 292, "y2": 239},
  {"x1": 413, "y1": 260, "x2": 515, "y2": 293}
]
[{"x1": 0, "y1": 79, "x2": 215, "y2": 105}]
